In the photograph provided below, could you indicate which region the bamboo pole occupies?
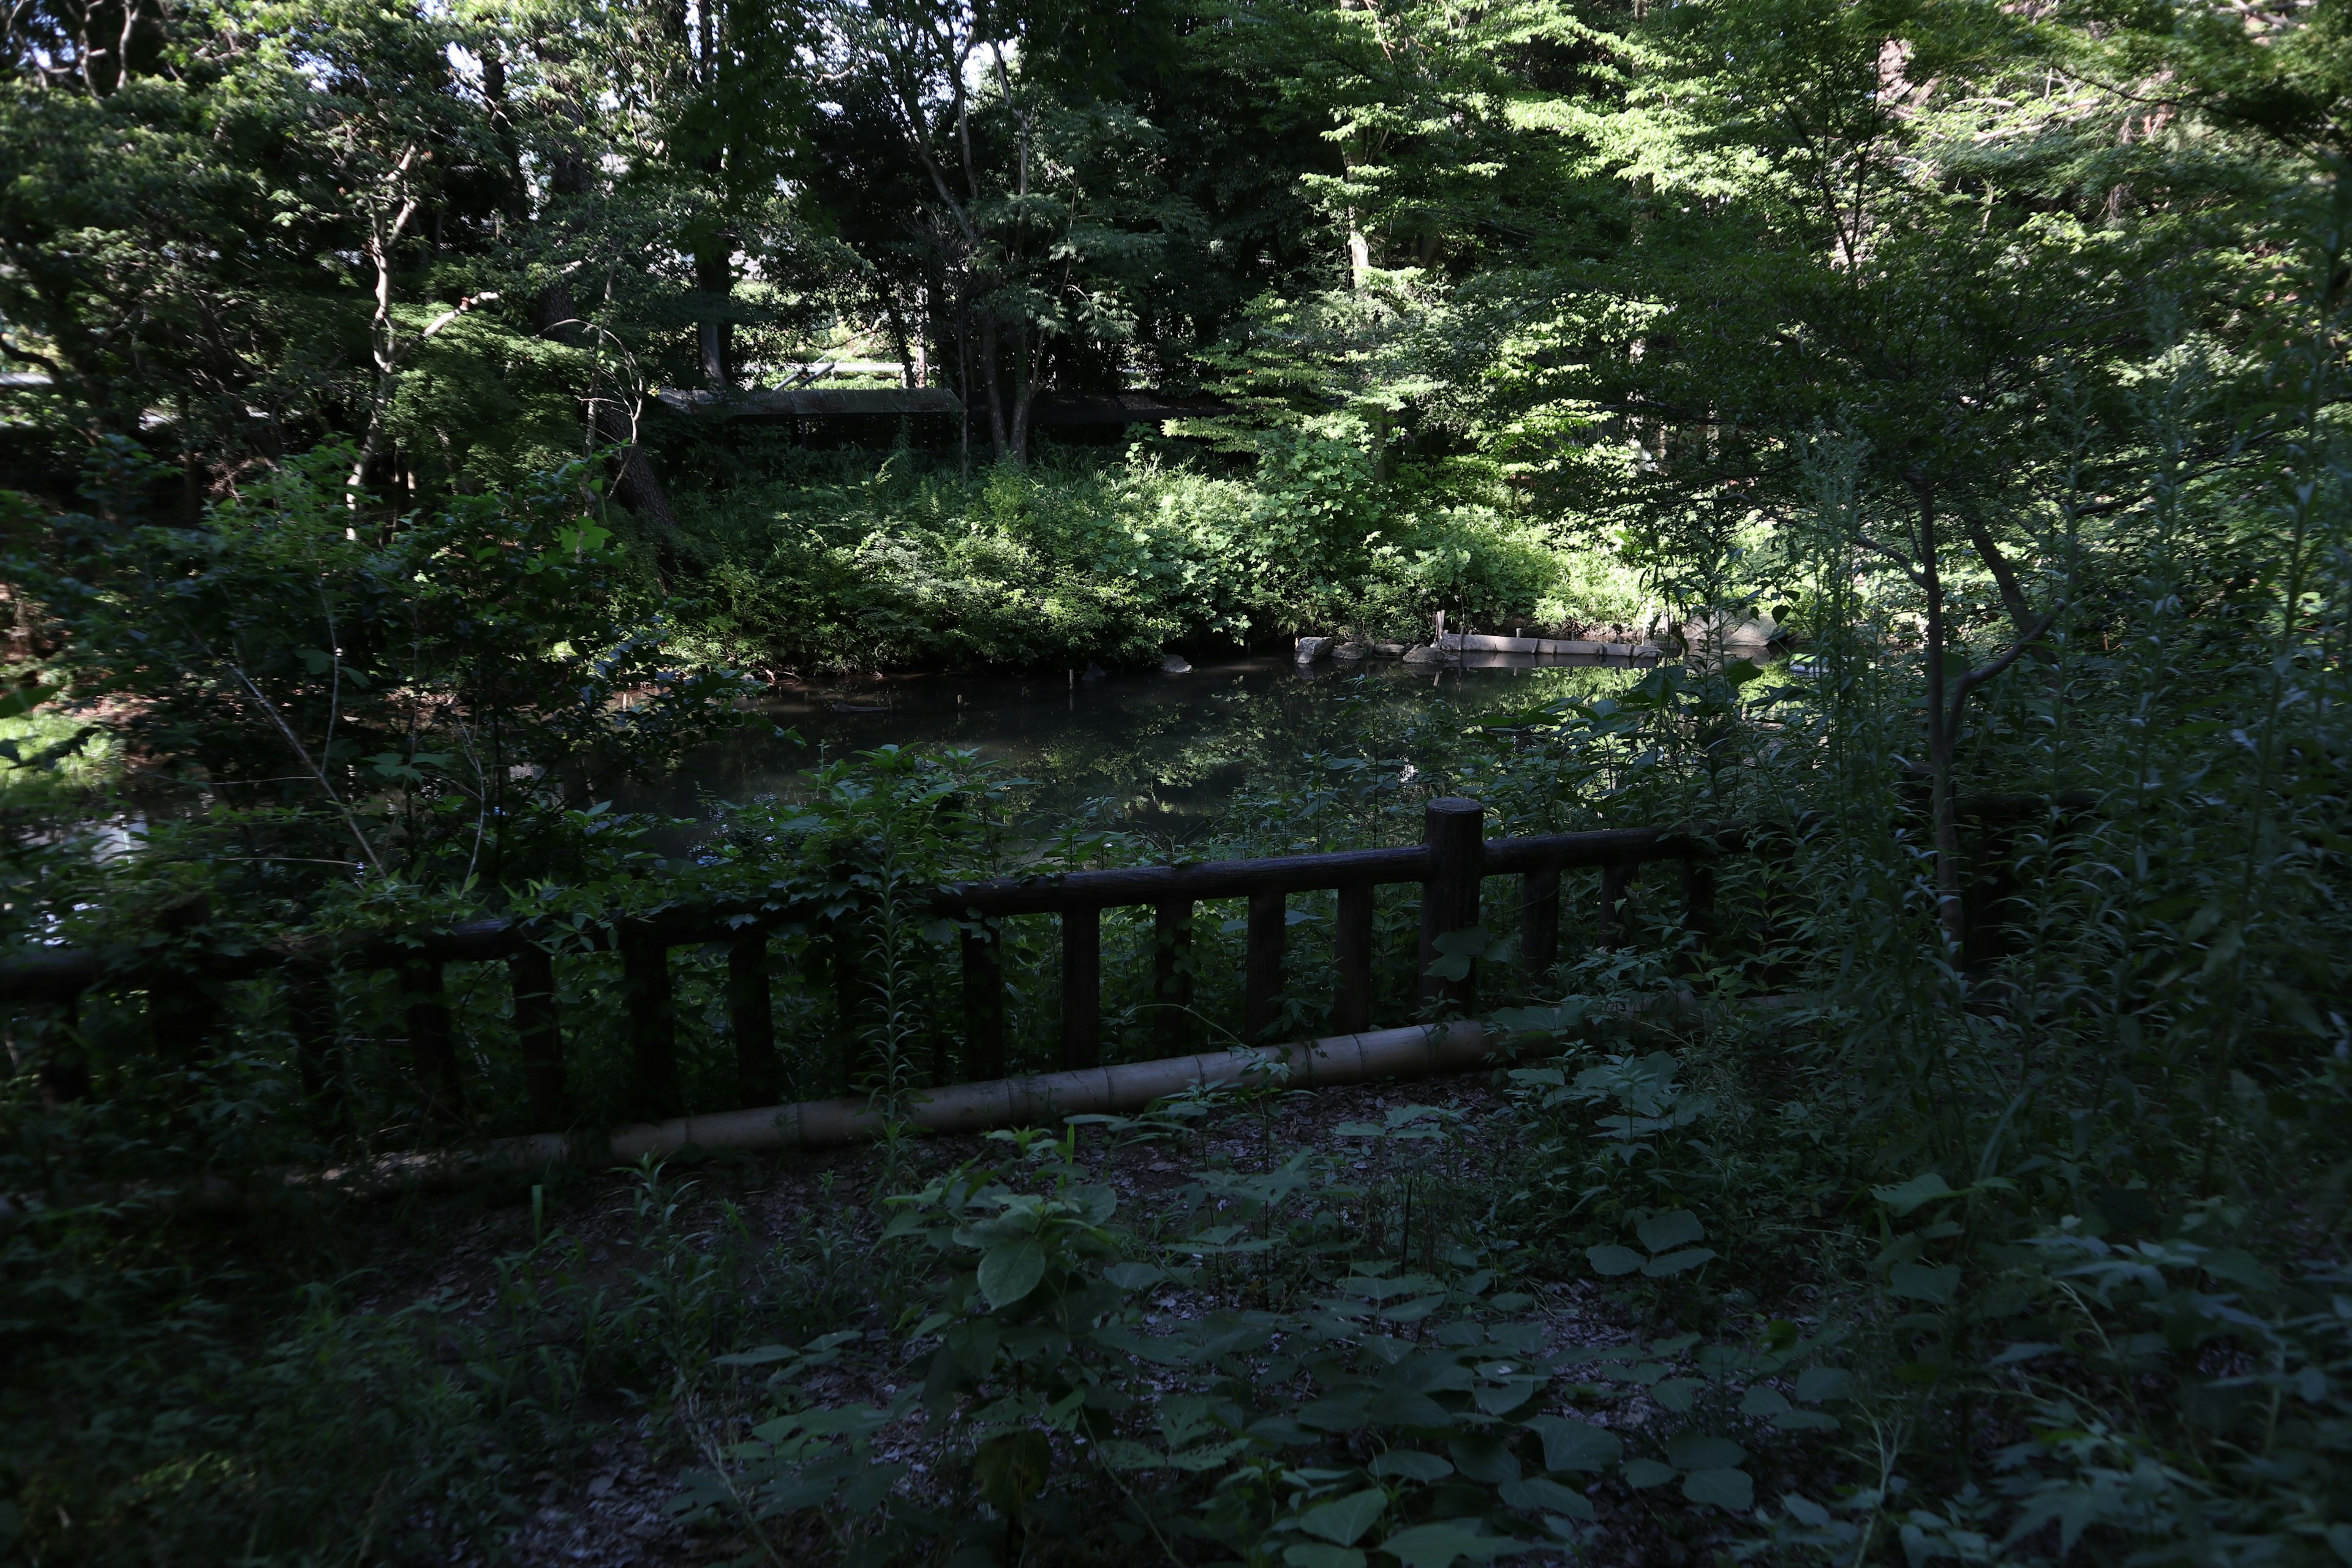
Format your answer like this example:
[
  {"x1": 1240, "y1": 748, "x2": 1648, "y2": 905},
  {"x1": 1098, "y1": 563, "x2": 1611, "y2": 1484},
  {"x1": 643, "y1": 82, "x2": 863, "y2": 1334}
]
[{"x1": 412, "y1": 1019, "x2": 1495, "y2": 1178}]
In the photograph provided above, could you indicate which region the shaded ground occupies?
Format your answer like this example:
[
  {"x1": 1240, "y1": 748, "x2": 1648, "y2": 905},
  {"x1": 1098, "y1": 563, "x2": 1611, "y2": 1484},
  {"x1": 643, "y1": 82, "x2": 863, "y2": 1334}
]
[{"x1": 337, "y1": 1066, "x2": 1814, "y2": 1567}]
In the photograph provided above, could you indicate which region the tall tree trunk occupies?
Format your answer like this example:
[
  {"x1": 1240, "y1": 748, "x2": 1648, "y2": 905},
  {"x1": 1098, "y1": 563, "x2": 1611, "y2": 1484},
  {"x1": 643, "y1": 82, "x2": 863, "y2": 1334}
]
[{"x1": 695, "y1": 235, "x2": 734, "y2": 391}]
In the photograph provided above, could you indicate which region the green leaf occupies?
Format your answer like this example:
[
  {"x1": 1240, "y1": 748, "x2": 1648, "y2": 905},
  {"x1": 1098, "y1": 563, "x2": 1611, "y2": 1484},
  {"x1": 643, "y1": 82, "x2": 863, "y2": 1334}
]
[
  {"x1": 1587, "y1": 1244, "x2": 1644, "y2": 1276},
  {"x1": 2200, "y1": 1249, "x2": 2278, "y2": 1296},
  {"x1": 1376, "y1": 1521, "x2": 1536, "y2": 1568},
  {"x1": 1447, "y1": 1435, "x2": 1520, "y2": 1484},
  {"x1": 1651, "y1": 1378, "x2": 1702, "y2": 1411},
  {"x1": 1298, "y1": 1392, "x2": 1376, "y2": 1432},
  {"x1": 1871, "y1": 1172, "x2": 1961, "y2": 1216},
  {"x1": 1284, "y1": 1548, "x2": 1367, "y2": 1568},
  {"x1": 1642, "y1": 1248, "x2": 1717, "y2": 1276},
  {"x1": 1366, "y1": 1386, "x2": 1455, "y2": 1430},
  {"x1": 1499, "y1": 1476, "x2": 1589, "y2": 1516},
  {"x1": 1665, "y1": 1435, "x2": 1746, "y2": 1470},
  {"x1": 948, "y1": 1318, "x2": 1000, "y2": 1377},
  {"x1": 1621, "y1": 1458, "x2": 1676, "y2": 1489},
  {"x1": 1635, "y1": 1210, "x2": 1705, "y2": 1253},
  {"x1": 1097, "y1": 1439, "x2": 1163, "y2": 1471},
  {"x1": 1682, "y1": 1467, "x2": 1754, "y2": 1511},
  {"x1": 1738, "y1": 1387, "x2": 1791, "y2": 1418},
  {"x1": 1888, "y1": 1263, "x2": 1961, "y2": 1304},
  {"x1": 1793, "y1": 1366, "x2": 1854, "y2": 1403},
  {"x1": 1296, "y1": 1488, "x2": 1387, "y2": 1546},
  {"x1": 1368, "y1": 1450, "x2": 1453, "y2": 1482},
  {"x1": 1527, "y1": 1415, "x2": 1621, "y2": 1474},
  {"x1": 1104, "y1": 1262, "x2": 1165, "y2": 1291},
  {"x1": 977, "y1": 1239, "x2": 1047, "y2": 1310},
  {"x1": 1770, "y1": 1410, "x2": 1841, "y2": 1432},
  {"x1": 0, "y1": 682, "x2": 57, "y2": 720},
  {"x1": 1167, "y1": 1438, "x2": 1253, "y2": 1472}
]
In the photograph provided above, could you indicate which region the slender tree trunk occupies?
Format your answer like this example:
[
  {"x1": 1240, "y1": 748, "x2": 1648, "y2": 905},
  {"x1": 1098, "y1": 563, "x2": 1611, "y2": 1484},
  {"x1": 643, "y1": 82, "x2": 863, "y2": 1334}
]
[
  {"x1": 981, "y1": 312, "x2": 1007, "y2": 457},
  {"x1": 1914, "y1": 481, "x2": 1966, "y2": 946},
  {"x1": 883, "y1": 295, "x2": 916, "y2": 388},
  {"x1": 1009, "y1": 322, "x2": 1036, "y2": 464}
]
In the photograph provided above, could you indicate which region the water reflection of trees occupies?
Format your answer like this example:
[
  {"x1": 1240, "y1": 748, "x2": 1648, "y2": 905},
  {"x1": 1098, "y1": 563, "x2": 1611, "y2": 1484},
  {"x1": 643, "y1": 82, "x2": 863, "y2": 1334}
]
[{"x1": 666, "y1": 662, "x2": 1639, "y2": 840}]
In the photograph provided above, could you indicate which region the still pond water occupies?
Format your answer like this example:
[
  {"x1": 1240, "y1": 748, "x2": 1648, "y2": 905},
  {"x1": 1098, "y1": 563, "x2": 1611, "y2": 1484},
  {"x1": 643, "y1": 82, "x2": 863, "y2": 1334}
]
[{"x1": 645, "y1": 654, "x2": 1656, "y2": 838}]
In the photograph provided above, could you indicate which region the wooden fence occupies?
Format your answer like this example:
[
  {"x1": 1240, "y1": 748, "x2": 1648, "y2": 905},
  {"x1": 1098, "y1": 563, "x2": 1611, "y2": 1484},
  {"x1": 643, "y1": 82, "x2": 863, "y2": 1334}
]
[{"x1": 0, "y1": 793, "x2": 2083, "y2": 1134}]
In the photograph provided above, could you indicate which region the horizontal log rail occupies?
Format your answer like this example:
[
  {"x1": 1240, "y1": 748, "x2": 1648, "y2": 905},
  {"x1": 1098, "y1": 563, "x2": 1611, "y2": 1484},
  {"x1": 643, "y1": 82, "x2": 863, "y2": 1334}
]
[{"x1": 0, "y1": 792, "x2": 2094, "y2": 1133}]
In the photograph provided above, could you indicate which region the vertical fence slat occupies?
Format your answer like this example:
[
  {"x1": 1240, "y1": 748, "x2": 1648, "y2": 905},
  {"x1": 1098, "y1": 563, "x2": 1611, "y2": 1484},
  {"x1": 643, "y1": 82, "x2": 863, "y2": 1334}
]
[
  {"x1": 287, "y1": 963, "x2": 341, "y2": 1128},
  {"x1": 31, "y1": 995, "x2": 89, "y2": 1105},
  {"x1": 1332, "y1": 881, "x2": 1373, "y2": 1035},
  {"x1": 1599, "y1": 861, "x2": 1635, "y2": 948},
  {"x1": 1153, "y1": 900, "x2": 1193, "y2": 1053},
  {"x1": 1419, "y1": 797, "x2": 1484, "y2": 1011},
  {"x1": 726, "y1": 930, "x2": 777, "y2": 1109},
  {"x1": 619, "y1": 922, "x2": 679, "y2": 1120},
  {"x1": 150, "y1": 890, "x2": 221, "y2": 1060},
  {"x1": 962, "y1": 921, "x2": 1006, "y2": 1080},
  {"x1": 399, "y1": 960, "x2": 464, "y2": 1123},
  {"x1": 1246, "y1": 888, "x2": 1286, "y2": 1042},
  {"x1": 1061, "y1": 906, "x2": 1100, "y2": 1071},
  {"x1": 1680, "y1": 858, "x2": 1717, "y2": 959},
  {"x1": 510, "y1": 944, "x2": 564, "y2": 1131},
  {"x1": 1520, "y1": 866, "x2": 1561, "y2": 987},
  {"x1": 829, "y1": 918, "x2": 862, "y2": 1093}
]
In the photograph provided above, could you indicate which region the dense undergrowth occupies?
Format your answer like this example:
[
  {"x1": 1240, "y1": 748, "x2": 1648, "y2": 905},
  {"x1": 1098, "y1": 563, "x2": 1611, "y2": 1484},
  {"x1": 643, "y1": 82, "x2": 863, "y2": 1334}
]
[
  {"x1": 652, "y1": 434, "x2": 1646, "y2": 676},
  {"x1": 4, "y1": 485, "x2": 2348, "y2": 1565},
  {"x1": 9, "y1": 0, "x2": 2352, "y2": 1555}
]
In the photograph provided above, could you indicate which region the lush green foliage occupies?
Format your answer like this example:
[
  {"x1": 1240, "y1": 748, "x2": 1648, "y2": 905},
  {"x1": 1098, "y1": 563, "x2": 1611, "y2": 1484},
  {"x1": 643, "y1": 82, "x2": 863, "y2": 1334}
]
[{"x1": 6, "y1": 0, "x2": 2352, "y2": 1562}]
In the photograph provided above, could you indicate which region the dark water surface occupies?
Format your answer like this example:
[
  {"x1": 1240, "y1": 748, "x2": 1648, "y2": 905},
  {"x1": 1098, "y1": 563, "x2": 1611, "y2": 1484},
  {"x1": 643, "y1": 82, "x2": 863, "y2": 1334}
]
[{"x1": 644, "y1": 654, "x2": 1649, "y2": 836}]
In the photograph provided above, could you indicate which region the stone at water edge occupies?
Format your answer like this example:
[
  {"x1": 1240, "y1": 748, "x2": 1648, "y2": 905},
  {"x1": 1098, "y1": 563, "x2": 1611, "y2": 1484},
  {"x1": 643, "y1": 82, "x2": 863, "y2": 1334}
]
[
  {"x1": 1401, "y1": 643, "x2": 1455, "y2": 666},
  {"x1": 1159, "y1": 653, "x2": 1193, "y2": 674},
  {"x1": 1294, "y1": 635, "x2": 1336, "y2": 663},
  {"x1": 1373, "y1": 641, "x2": 1409, "y2": 657},
  {"x1": 1084, "y1": 662, "x2": 1107, "y2": 680},
  {"x1": 1332, "y1": 643, "x2": 1368, "y2": 662}
]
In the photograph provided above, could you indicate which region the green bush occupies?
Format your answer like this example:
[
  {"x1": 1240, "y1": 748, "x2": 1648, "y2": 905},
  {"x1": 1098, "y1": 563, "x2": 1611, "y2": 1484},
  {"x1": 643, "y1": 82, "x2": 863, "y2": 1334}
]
[{"x1": 667, "y1": 441, "x2": 1604, "y2": 671}]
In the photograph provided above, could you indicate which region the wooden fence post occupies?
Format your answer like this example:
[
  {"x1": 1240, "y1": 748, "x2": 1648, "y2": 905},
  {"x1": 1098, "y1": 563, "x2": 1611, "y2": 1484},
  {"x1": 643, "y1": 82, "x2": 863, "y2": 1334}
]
[
  {"x1": 726, "y1": 930, "x2": 777, "y2": 1109},
  {"x1": 287, "y1": 964, "x2": 341, "y2": 1129},
  {"x1": 149, "y1": 891, "x2": 219, "y2": 1060},
  {"x1": 1246, "y1": 887, "x2": 1286, "y2": 1042},
  {"x1": 1061, "y1": 906, "x2": 1101, "y2": 1071},
  {"x1": 1419, "y1": 797, "x2": 1484, "y2": 1011},
  {"x1": 29, "y1": 995, "x2": 89, "y2": 1106},
  {"x1": 1153, "y1": 900, "x2": 1193, "y2": 1052},
  {"x1": 399, "y1": 959, "x2": 465, "y2": 1124},
  {"x1": 1680, "y1": 857, "x2": 1717, "y2": 962},
  {"x1": 1521, "y1": 866, "x2": 1562, "y2": 987},
  {"x1": 1332, "y1": 881, "x2": 1374, "y2": 1035},
  {"x1": 961, "y1": 921, "x2": 1006, "y2": 1080},
  {"x1": 510, "y1": 945, "x2": 564, "y2": 1132},
  {"x1": 830, "y1": 916, "x2": 862, "y2": 1093},
  {"x1": 1599, "y1": 861, "x2": 1635, "y2": 948},
  {"x1": 619, "y1": 922, "x2": 679, "y2": 1120}
]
